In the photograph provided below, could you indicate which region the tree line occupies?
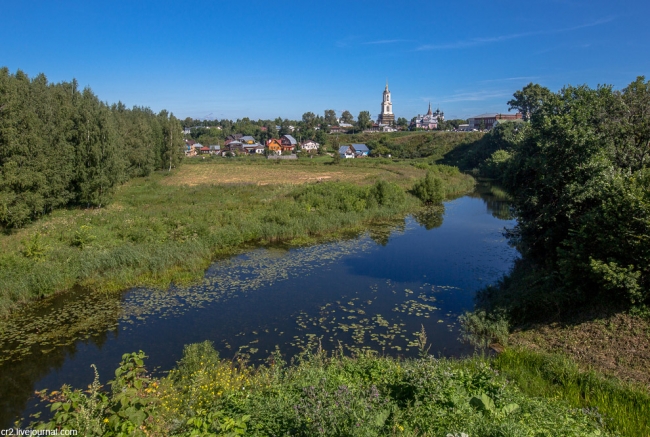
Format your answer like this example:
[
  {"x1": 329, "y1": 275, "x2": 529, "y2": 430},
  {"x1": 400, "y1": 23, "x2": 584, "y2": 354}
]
[
  {"x1": 480, "y1": 77, "x2": 650, "y2": 313},
  {"x1": 0, "y1": 68, "x2": 185, "y2": 228}
]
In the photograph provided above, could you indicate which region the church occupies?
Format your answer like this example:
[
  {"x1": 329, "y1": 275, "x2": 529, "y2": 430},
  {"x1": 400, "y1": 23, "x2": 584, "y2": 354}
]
[
  {"x1": 377, "y1": 81, "x2": 395, "y2": 125},
  {"x1": 412, "y1": 103, "x2": 444, "y2": 130}
]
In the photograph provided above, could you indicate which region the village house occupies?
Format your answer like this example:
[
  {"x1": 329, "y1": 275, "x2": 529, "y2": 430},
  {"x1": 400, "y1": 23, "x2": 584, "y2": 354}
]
[
  {"x1": 366, "y1": 123, "x2": 397, "y2": 133},
  {"x1": 226, "y1": 134, "x2": 244, "y2": 141},
  {"x1": 267, "y1": 138, "x2": 282, "y2": 154},
  {"x1": 184, "y1": 140, "x2": 199, "y2": 157},
  {"x1": 243, "y1": 143, "x2": 265, "y2": 154},
  {"x1": 299, "y1": 139, "x2": 319, "y2": 153},
  {"x1": 338, "y1": 144, "x2": 370, "y2": 159},
  {"x1": 209, "y1": 145, "x2": 221, "y2": 154},
  {"x1": 240, "y1": 135, "x2": 256, "y2": 145},
  {"x1": 339, "y1": 145, "x2": 355, "y2": 159},
  {"x1": 226, "y1": 140, "x2": 244, "y2": 154},
  {"x1": 352, "y1": 144, "x2": 369, "y2": 157},
  {"x1": 280, "y1": 135, "x2": 297, "y2": 152}
]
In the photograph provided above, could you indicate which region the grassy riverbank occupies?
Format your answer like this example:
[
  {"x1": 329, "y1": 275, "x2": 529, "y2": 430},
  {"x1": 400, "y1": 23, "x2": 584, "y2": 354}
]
[
  {"x1": 0, "y1": 158, "x2": 474, "y2": 318},
  {"x1": 33, "y1": 342, "x2": 649, "y2": 436}
]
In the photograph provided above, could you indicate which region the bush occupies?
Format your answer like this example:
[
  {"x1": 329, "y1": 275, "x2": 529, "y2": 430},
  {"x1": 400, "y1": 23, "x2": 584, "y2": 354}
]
[
  {"x1": 368, "y1": 180, "x2": 406, "y2": 207},
  {"x1": 32, "y1": 345, "x2": 615, "y2": 436},
  {"x1": 411, "y1": 171, "x2": 443, "y2": 204}
]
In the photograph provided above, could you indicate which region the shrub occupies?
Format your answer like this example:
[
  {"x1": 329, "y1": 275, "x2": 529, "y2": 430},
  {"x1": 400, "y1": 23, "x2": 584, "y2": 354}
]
[
  {"x1": 368, "y1": 180, "x2": 405, "y2": 207},
  {"x1": 411, "y1": 171, "x2": 443, "y2": 204}
]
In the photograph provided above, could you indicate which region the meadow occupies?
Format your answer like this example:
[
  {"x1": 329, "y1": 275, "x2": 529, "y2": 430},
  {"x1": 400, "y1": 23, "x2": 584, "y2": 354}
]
[{"x1": 0, "y1": 157, "x2": 474, "y2": 317}]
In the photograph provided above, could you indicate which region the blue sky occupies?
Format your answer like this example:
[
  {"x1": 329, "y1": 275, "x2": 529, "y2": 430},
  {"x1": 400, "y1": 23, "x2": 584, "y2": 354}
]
[{"x1": 1, "y1": 0, "x2": 648, "y2": 121}]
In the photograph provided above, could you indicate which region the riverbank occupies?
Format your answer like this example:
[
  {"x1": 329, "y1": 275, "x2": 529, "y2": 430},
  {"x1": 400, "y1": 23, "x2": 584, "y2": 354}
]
[
  {"x1": 0, "y1": 158, "x2": 474, "y2": 318},
  {"x1": 32, "y1": 342, "x2": 649, "y2": 436}
]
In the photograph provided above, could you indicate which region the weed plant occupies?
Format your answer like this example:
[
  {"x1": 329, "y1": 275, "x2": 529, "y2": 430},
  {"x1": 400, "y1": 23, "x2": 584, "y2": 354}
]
[{"x1": 33, "y1": 342, "x2": 615, "y2": 437}]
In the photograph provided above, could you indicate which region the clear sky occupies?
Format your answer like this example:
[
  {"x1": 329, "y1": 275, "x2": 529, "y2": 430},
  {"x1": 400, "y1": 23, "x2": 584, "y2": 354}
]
[{"x1": 1, "y1": 0, "x2": 648, "y2": 121}]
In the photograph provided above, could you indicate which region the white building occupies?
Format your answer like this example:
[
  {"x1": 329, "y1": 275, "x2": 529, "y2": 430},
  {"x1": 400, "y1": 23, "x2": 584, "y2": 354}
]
[
  {"x1": 377, "y1": 81, "x2": 395, "y2": 125},
  {"x1": 412, "y1": 103, "x2": 444, "y2": 130}
]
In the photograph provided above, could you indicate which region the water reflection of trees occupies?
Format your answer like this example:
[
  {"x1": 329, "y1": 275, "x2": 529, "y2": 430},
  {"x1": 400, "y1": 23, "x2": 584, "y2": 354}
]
[
  {"x1": 0, "y1": 289, "x2": 122, "y2": 427},
  {"x1": 413, "y1": 205, "x2": 445, "y2": 230},
  {"x1": 469, "y1": 182, "x2": 514, "y2": 221},
  {"x1": 368, "y1": 219, "x2": 406, "y2": 246}
]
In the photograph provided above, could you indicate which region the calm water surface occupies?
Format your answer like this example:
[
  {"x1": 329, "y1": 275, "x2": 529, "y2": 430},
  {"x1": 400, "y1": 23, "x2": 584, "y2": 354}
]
[{"x1": 1, "y1": 184, "x2": 517, "y2": 426}]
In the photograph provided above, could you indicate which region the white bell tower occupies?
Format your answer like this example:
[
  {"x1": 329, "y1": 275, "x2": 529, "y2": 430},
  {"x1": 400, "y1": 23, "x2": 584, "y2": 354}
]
[{"x1": 378, "y1": 80, "x2": 395, "y2": 125}]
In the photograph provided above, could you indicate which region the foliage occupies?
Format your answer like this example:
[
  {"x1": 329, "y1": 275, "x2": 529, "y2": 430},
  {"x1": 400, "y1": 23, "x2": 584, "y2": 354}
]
[
  {"x1": 340, "y1": 110, "x2": 354, "y2": 124},
  {"x1": 411, "y1": 171, "x2": 443, "y2": 204},
  {"x1": 20, "y1": 232, "x2": 48, "y2": 260},
  {"x1": 458, "y1": 310, "x2": 509, "y2": 349},
  {"x1": 34, "y1": 352, "x2": 155, "y2": 437},
  {"x1": 33, "y1": 344, "x2": 617, "y2": 436},
  {"x1": 0, "y1": 67, "x2": 184, "y2": 228},
  {"x1": 479, "y1": 149, "x2": 512, "y2": 180},
  {"x1": 507, "y1": 82, "x2": 553, "y2": 121},
  {"x1": 357, "y1": 110, "x2": 371, "y2": 131},
  {"x1": 502, "y1": 77, "x2": 650, "y2": 306},
  {"x1": 71, "y1": 225, "x2": 96, "y2": 249}
]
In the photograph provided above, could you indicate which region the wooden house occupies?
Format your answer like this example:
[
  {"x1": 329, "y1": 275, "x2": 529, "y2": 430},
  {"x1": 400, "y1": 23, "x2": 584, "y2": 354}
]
[
  {"x1": 267, "y1": 139, "x2": 282, "y2": 154},
  {"x1": 280, "y1": 135, "x2": 297, "y2": 152}
]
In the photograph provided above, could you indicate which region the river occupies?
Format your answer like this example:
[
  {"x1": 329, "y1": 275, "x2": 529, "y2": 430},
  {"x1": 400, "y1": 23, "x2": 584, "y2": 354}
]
[{"x1": 0, "y1": 182, "x2": 518, "y2": 426}]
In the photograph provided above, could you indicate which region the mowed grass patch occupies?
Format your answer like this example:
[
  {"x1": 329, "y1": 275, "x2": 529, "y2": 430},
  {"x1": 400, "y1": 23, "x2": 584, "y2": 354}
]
[
  {"x1": 160, "y1": 159, "x2": 383, "y2": 186},
  {"x1": 159, "y1": 157, "x2": 428, "y2": 188},
  {"x1": 162, "y1": 157, "x2": 474, "y2": 194}
]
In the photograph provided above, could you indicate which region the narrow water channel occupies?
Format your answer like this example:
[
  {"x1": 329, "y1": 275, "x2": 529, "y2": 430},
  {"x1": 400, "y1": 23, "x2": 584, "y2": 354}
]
[{"x1": 1, "y1": 183, "x2": 518, "y2": 426}]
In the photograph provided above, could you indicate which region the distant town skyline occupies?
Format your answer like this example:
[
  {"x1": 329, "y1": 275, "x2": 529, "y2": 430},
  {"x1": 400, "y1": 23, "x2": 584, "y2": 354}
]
[{"x1": 1, "y1": 0, "x2": 648, "y2": 121}]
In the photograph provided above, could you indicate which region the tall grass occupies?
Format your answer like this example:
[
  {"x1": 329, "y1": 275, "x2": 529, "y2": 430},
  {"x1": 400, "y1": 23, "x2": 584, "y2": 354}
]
[{"x1": 494, "y1": 348, "x2": 650, "y2": 437}]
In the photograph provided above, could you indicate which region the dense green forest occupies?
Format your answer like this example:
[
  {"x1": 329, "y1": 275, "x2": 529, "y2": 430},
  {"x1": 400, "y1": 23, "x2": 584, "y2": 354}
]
[
  {"x1": 0, "y1": 68, "x2": 185, "y2": 228},
  {"x1": 459, "y1": 77, "x2": 650, "y2": 324}
]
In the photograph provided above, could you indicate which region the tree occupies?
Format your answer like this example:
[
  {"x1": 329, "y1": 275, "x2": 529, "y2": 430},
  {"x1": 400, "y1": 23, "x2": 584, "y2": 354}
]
[
  {"x1": 340, "y1": 110, "x2": 354, "y2": 124},
  {"x1": 324, "y1": 109, "x2": 338, "y2": 126},
  {"x1": 601, "y1": 76, "x2": 650, "y2": 172},
  {"x1": 74, "y1": 88, "x2": 126, "y2": 207},
  {"x1": 357, "y1": 111, "x2": 371, "y2": 131},
  {"x1": 504, "y1": 79, "x2": 650, "y2": 305},
  {"x1": 158, "y1": 110, "x2": 184, "y2": 172},
  {"x1": 411, "y1": 171, "x2": 443, "y2": 204},
  {"x1": 397, "y1": 117, "x2": 408, "y2": 129},
  {"x1": 507, "y1": 83, "x2": 552, "y2": 121},
  {"x1": 301, "y1": 111, "x2": 316, "y2": 129},
  {"x1": 314, "y1": 128, "x2": 327, "y2": 147}
]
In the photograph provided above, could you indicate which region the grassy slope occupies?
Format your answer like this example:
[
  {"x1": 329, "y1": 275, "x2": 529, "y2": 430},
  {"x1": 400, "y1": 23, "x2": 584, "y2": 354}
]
[
  {"x1": 330, "y1": 130, "x2": 484, "y2": 160},
  {"x1": 0, "y1": 158, "x2": 474, "y2": 318}
]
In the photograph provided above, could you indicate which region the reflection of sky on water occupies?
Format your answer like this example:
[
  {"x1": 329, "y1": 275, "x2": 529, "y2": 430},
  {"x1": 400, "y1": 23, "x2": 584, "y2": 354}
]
[{"x1": 5, "y1": 190, "x2": 518, "y2": 426}]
